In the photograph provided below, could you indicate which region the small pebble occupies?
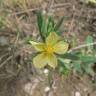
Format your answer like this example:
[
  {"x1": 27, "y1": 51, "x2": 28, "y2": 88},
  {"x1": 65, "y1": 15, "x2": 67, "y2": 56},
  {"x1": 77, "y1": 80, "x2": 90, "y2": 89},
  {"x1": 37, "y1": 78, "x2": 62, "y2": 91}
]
[
  {"x1": 75, "y1": 91, "x2": 81, "y2": 96},
  {"x1": 44, "y1": 86, "x2": 50, "y2": 92},
  {"x1": 42, "y1": 10, "x2": 46, "y2": 14},
  {"x1": 43, "y1": 68, "x2": 49, "y2": 74}
]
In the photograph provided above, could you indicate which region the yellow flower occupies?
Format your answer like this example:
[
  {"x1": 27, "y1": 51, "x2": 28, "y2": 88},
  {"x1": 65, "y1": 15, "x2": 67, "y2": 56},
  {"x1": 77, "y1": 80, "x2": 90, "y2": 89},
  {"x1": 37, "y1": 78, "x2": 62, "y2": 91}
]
[{"x1": 30, "y1": 32, "x2": 69, "y2": 69}]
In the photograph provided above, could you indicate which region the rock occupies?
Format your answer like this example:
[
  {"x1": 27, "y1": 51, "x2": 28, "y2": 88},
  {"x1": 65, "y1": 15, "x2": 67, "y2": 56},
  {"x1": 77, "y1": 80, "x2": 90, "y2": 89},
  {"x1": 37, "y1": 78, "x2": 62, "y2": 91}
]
[{"x1": 0, "y1": 36, "x2": 9, "y2": 46}]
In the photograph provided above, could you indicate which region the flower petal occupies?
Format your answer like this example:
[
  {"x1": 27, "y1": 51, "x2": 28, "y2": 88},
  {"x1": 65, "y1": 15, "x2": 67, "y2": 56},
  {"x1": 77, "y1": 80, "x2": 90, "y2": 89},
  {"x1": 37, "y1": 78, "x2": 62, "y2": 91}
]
[
  {"x1": 46, "y1": 32, "x2": 60, "y2": 45},
  {"x1": 47, "y1": 54, "x2": 58, "y2": 69},
  {"x1": 29, "y1": 41, "x2": 45, "y2": 52},
  {"x1": 33, "y1": 53, "x2": 47, "y2": 68},
  {"x1": 53, "y1": 41, "x2": 69, "y2": 54}
]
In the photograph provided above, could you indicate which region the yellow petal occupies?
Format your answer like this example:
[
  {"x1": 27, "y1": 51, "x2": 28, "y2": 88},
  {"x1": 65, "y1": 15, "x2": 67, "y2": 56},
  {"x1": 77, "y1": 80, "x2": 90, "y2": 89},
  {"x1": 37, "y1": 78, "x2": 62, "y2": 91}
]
[
  {"x1": 33, "y1": 53, "x2": 47, "y2": 68},
  {"x1": 47, "y1": 54, "x2": 58, "y2": 69},
  {"x1": 46, "y1": 32, "x2": 60, "y2": 45},
  {"x1": 29, "y1": 41, "x2": 45, "y2": 52},
  {"x1": 53, "y1": 41, "x2": 69, "y2": 54}
]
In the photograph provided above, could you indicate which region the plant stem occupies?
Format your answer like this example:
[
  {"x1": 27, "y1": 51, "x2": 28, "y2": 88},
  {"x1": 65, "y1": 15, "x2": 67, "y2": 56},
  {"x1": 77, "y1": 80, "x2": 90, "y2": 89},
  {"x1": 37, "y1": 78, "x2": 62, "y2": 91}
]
[
  {"x1": 48, "y1": 70, "x2": 53, "y2": 88},
  {"x1": 68, "y1": 42, "x2": 96, "y2": 53}
]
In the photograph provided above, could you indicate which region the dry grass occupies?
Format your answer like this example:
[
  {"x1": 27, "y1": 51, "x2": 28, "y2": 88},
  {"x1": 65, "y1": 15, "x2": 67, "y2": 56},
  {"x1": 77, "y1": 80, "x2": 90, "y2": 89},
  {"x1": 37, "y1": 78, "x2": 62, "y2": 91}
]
[{"x1": 1, "y1": 0, "x2": 43, "y2": 9}]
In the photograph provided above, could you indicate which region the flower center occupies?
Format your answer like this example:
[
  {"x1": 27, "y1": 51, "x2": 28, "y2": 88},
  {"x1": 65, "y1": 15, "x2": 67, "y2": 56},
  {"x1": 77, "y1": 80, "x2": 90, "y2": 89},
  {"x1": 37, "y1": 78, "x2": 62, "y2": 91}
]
[{"x1": 46, "y1": 44, "x2": 54, "y2": 54}]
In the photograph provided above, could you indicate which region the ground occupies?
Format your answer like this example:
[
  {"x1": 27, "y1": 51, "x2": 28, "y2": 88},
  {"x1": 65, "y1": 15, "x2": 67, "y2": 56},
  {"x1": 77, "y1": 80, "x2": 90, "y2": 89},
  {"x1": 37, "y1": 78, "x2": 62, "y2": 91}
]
[{"x1": 0, "y1": 0, "x2": 96, "y2": 96}]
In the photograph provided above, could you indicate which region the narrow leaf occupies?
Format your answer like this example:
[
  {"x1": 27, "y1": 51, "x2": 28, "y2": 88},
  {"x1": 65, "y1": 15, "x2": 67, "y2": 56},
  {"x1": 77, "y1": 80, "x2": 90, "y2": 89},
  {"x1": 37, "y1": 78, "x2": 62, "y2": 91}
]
[
  {"x1": 86, "y1": 35, "x2": 94, "y2": 50},
  {"x1": 82, "y1": 62, "x2": 95, "y2": 76},
  {"x1": 54, "y1": 16, "x2": 64, "y2": 31},
  {"x1": 36, "y1": 11, "x2": 46, "y2": 41},
  {"x1": 79, "y1": 55, "x2": 96, "y2": 63},
  {"x1": 58, "y1": 53, "x2": 79, "y2": 60},
  {"x1": 72, "y1": 61, "x2": 82, "y2": 73}
]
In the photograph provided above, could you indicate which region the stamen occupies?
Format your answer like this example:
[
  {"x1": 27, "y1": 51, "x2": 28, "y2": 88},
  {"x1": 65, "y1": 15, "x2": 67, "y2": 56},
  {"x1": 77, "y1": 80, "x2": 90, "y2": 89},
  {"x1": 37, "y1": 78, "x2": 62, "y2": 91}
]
[{"x1": 46, "y1": 44, "x2": 54, "y2": 54}]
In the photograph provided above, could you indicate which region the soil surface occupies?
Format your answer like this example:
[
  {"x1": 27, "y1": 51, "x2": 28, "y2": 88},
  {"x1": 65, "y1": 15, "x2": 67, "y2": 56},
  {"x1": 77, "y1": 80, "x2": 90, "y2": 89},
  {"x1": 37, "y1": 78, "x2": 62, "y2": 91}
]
[{"x1": 0, "y1": 0, "x2": 96, "y2": 96}]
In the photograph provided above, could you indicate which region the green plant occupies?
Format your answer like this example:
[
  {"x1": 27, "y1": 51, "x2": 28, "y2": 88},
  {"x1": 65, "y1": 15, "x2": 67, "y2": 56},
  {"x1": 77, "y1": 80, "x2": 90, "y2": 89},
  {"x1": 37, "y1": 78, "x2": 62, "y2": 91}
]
[
  {"x1": 29, "y1": 10, "x2": 96, "y2": 76},
  {"x1": 36, "y1": 11, "x2": 65, "y2": 41},
  {"x1": 0, "y1": 16, "x2": 6, "y2": 30},
  {"x1": 29, "y1": 11, "x2": 68, "y2": 69},
  {"x1": 59, "y1": 35, "x2": 96, "y2": 76},
  {"x1": 87, "y1": 0, "x2": 96, "y2": 4},
  {"x1": 81, "y1": 0, "x2": 96, "y2": 4}
]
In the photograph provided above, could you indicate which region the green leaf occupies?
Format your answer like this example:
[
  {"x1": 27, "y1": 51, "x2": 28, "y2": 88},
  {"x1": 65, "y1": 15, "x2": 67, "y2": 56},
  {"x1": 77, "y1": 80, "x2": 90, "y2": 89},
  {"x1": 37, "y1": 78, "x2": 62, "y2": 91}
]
[
  {"x1": 58, "y1": 58, "x2": 71, "y2": 69},
  {"x1": 58, "y1": 59, "x2": 71, "y2": 75},
  {"x1": 59, "y1": 66, "x2": 70, "y2": 75},
  {"x1": 82, "y1": 62, "x2": 95, "y2": 76},
  {"x1": 85, "y1": 67, "x2": 94, "y2": 76},
  {"x1": 41, "y1": 17, "x2": 47, "y2": 36},
  {"x1": 88, "y1": 0, "x2": 96, "y2": 4},
  {"x1": 58, "y1": 60, "x2": 70, "y2": 75},
  {"x1": 58, "y1": 53, "x2": 79, "y2": 60},
  {"x1": 54, "y1": 16, "x2": 64, "y2": 31},
  {"x1": 79, "y1": 55, "x2": 96, "y2": 63},
  {"x1": 72, "y1": 61, "x2": 82, "y2": 73},
  {"x1": 36, "y1": 11, "x2": 47, "y2": 41},
  {"x1": 47, "y1": 16, "x2": 55, "y2": 34},
  {"x1": 86, "y1": 35, "x2": 94, "y2": 50},
  {"x1": 37, "y1": 11, "x2": 43, "y2": 33}
]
